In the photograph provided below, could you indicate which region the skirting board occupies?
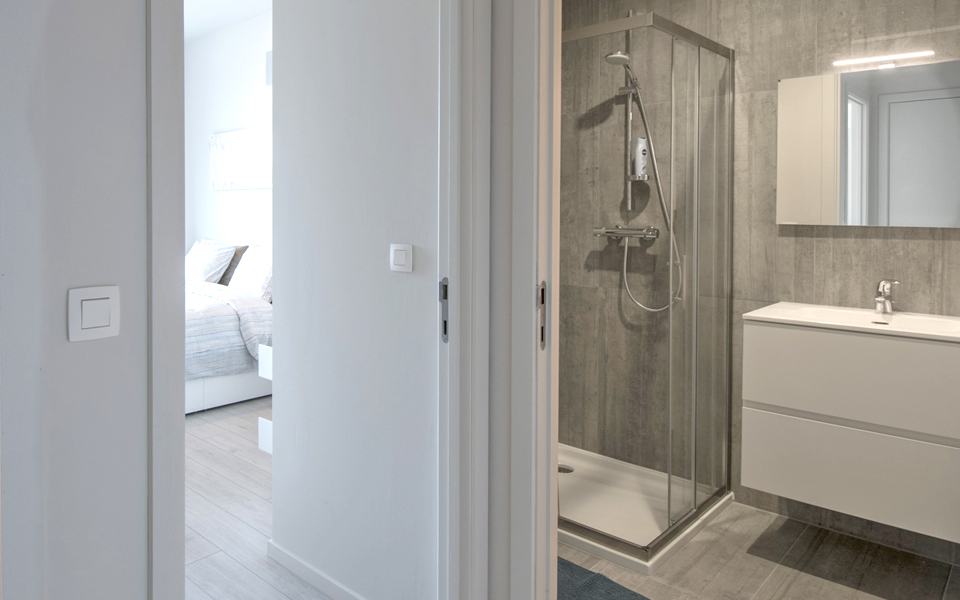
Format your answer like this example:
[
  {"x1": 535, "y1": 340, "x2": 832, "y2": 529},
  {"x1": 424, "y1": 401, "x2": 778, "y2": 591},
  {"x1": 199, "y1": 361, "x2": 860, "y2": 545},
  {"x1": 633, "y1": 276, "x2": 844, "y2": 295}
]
[
  {"x1": 267, "y1": 540, "x2": 366, "y2": 600},
  {"x1": 559, "y1": 491, "x2": 734, "y2": 575}
]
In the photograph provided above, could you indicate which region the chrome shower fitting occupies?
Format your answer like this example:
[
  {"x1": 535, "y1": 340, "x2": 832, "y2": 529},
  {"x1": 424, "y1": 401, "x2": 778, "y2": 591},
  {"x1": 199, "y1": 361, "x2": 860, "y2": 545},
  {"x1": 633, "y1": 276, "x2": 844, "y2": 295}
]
[{"x1": 600, "y1": 50, "x2": 683, "y2": 313}]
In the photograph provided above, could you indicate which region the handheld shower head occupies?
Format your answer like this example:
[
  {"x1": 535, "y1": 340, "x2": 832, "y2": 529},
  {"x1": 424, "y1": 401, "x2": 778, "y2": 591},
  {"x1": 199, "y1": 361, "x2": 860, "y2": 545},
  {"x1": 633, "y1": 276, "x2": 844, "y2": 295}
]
[
  {"x1": 605, "y1": 51, "x2": 641, "y2": 91},
  {"x1": 604, "y1": 51, "x2": 630, "y2": 66}
]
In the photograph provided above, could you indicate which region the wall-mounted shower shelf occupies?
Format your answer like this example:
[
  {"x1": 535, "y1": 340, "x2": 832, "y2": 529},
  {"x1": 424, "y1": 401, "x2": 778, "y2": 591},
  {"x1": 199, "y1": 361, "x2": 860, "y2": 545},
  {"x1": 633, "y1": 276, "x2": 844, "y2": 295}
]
[
  {"x1": 593, "y1": 226, "x2": 660, "y2": 240},
  {"x1": 628, "y1": 174, "x2": 648, "y2": 182}
]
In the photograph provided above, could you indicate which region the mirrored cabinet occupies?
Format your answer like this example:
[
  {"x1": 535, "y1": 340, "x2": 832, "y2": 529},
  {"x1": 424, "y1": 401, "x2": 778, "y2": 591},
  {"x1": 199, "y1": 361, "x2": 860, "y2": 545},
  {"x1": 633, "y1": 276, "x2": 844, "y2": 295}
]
[{"x1": 776, "y1": 60, "x2": 960, "y2": 227}]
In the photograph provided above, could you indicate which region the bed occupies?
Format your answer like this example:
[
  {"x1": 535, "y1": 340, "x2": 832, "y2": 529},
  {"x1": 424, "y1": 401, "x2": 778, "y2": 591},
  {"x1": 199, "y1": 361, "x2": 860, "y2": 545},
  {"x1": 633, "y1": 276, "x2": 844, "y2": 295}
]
[{"x1": 184, "y1": 242, "x2": 273, "y2": 413}]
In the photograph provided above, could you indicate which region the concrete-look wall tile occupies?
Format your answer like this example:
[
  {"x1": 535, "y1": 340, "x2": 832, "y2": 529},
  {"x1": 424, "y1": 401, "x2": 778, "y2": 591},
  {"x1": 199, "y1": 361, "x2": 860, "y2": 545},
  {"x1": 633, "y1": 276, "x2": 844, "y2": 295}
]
[
  {"x1": 732, "y1": 91, "x2": 778, "y2": 303},
  {"x1": 560, "y1": 114, "x2": 601, "y2": 289},
  {"x1": 815, "y1": 0, "x2": 940, "y2": 70},
  {"x1": 661, "y1": 0, "x2": 721, "y2": 42},
  {"x1": 811, "y1": 227, "x2": 944, "y2": 314},
  {"x1": 599, "y1": 0, "x2": 654, "y2": 25},
  {"x1": 563, "y1": 0, "x2": 600, "y2": 31},
  {"x1": 941, "y1": 228, "x2": 960, "y2": 317},
  {"x1": 559, "y1": 284, "x2": 604, "y2": 452},
  {"x1": 597, "y1": 289, "x2": 673, "y2": 470},
  {"x1": 775, "y1": 225, "x2": 817, "y2": 304},
  {"x1": 726, "y1": 0, "x2": 818, "y2": 94}
]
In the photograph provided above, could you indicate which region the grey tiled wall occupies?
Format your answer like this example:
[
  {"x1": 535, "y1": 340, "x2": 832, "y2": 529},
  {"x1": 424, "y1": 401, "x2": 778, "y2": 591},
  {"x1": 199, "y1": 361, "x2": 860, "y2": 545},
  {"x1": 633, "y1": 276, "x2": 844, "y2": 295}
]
[
  {"x1": 562, "y1": 0, "x2": 960, "y2": 567},
  {"x1": 559, "y1": 29, "x2": 679, "y2": 475}
]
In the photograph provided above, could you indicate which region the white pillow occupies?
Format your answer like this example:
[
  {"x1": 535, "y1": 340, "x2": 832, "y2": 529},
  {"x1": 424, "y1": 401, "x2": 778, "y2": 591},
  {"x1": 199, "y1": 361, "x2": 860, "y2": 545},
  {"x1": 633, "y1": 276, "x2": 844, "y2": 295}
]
[
  {"x1": 228, "y1": 245, "x2": 273, "y2": 301},
  {"x1": 185, "y1": 240, "x2": 236, "y2": 283}
]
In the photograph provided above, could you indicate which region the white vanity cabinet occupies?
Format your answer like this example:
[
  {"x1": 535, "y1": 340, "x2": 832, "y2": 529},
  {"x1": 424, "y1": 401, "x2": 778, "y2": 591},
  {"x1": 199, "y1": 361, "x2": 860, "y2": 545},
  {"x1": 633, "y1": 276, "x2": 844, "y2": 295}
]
[{"x1": 741, "y1": 302, "x2": 960, "y2": 544}]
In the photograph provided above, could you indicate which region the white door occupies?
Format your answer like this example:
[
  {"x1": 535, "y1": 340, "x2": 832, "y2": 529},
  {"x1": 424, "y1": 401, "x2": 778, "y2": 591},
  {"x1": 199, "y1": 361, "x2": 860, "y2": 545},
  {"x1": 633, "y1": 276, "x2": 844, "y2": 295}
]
[{"x1": 269, "y1": 3, "x2": 448, "y2": 599}]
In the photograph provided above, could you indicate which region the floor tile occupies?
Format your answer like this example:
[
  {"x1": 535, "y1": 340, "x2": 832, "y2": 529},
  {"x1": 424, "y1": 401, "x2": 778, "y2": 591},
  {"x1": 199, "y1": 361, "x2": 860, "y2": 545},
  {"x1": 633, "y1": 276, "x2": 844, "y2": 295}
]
[
  {"x1": 651, "y1": 503, "x2": 807, "y2": 599},
  {"x1": 753, "y1": 526, "x2": 950, "y2": 600},
  {"x1": 944, "y1": 566, "x2": 960, "y2": 600}
]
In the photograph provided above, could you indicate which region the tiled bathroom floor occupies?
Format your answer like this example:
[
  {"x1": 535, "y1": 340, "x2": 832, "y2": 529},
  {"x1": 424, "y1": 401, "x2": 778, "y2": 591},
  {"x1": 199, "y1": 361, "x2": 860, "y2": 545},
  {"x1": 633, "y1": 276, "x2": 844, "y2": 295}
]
[{"x1": 560, "y1": 502, "x2": 960, "y2": 600}]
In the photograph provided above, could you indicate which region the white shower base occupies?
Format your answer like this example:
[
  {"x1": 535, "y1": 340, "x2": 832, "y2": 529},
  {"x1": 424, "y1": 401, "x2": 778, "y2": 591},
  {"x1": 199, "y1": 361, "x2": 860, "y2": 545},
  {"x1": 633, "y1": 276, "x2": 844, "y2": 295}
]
[{"x1": 558, "y1": 443, "x2": 732, "y2": 575}]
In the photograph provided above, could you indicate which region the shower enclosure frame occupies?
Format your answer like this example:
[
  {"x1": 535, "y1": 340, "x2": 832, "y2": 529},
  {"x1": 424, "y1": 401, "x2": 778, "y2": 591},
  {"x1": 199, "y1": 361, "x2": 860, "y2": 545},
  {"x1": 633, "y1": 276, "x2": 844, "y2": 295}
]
[{"x1": 558, "y1": 12, "x2": 736, "y2": 564}]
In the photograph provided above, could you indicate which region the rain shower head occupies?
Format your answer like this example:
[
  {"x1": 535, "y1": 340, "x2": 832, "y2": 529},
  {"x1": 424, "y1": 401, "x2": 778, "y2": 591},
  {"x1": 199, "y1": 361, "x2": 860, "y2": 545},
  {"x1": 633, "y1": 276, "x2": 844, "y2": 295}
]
[{"x1": 604, "y1": 51, "x2": 631, "y2": 66}]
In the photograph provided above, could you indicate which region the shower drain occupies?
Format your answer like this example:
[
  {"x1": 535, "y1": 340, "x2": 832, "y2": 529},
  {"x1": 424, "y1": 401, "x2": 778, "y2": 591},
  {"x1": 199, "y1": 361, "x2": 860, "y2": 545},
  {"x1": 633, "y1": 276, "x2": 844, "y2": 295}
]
[{"x1": 558, "y1": 464, "x2": 574, "y2": 474}]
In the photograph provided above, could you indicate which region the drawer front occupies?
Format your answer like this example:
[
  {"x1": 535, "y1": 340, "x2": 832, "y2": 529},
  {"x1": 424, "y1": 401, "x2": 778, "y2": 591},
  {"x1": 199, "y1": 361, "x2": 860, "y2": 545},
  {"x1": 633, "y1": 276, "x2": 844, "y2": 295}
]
[
  {"x1": 742, "y1": 407, "x2": 960, "y2": 544},
  {"x1": 743, "y1": 320, "x2": 960, "y2": 440}
]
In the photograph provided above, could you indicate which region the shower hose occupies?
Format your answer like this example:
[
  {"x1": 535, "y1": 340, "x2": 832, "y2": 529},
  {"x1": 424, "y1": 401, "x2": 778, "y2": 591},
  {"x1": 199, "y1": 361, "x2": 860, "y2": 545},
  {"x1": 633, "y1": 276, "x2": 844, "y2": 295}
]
[{"x1": 621, "y1": 232, "x2": 683, "y2": 313}]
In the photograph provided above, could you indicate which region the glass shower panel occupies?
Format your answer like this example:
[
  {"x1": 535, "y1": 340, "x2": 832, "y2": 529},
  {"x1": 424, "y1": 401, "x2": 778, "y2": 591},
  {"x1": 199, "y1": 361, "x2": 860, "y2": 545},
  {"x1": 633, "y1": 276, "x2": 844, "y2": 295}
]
[
  {"x1": 558, "y1": 12, "x2": 733, "y2": 561},
  {"x1": 695, "y1": 48, "x2": 733, "y2": 504},
  {"x1": 668, "y1": 37, "x2": 700, "y2": 526}
]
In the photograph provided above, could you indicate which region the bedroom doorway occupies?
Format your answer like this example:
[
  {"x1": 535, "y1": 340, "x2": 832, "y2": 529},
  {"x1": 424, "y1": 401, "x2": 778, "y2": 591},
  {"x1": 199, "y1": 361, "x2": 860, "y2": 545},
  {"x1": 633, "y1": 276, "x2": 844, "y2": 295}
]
[{"x1": 181, "y1": 2, "x2": 291, "y2": 597}]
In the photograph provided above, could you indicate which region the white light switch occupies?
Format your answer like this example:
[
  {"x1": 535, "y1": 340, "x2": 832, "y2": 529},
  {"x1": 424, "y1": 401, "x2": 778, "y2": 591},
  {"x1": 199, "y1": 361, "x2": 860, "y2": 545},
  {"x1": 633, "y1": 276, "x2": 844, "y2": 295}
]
[
  {"x1": 81, "y1": 298, "x2": 111, "y2": 329},
  {"x1": 68, "y1": 286, "x2": 120, "y2": 341},
  {"x1": 390, "y1": 244, "x2": 413, "y2": 272}
]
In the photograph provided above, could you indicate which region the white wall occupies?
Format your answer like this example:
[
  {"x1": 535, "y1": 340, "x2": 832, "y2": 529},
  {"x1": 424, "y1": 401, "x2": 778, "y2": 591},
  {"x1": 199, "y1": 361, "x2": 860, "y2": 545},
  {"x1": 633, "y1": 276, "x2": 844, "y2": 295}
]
[
  {"x1": 0, "y1": 0, "x2": 150, "y2": 598},
  {"x1": 271, "y1": 1, "x2": 440, "y2": 599},
  {"x1": 185, "y1": 12, "x2": 272, "y2": 251}
]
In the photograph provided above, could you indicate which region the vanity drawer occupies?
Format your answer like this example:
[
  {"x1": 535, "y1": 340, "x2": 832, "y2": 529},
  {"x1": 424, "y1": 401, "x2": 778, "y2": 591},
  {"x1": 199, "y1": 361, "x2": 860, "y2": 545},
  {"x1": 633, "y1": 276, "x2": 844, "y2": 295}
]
[
  {"x1": 743, "y1": 320, "x2": 960, "y2": 441},
  {"x1": 742, "y1": 407, "x2": 960, "y2": 544}
]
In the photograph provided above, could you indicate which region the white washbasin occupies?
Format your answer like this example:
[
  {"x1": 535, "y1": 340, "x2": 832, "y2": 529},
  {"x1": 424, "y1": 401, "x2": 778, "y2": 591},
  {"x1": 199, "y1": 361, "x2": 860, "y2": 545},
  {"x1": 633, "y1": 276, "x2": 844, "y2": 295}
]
[{"x1": 744, "y1": 302, "x2": 960, "y2": 342}]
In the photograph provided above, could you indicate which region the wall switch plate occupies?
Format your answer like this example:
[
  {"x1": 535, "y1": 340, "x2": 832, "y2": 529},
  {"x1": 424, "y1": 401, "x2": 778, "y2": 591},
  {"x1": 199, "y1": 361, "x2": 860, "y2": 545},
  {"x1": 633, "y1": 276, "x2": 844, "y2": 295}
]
[
  {"x1": 68, "y1": 286, "x2": 120, "y2": 341},
  {"x1": 390, "y1": 244, "x2": 413, "y2": 273}
]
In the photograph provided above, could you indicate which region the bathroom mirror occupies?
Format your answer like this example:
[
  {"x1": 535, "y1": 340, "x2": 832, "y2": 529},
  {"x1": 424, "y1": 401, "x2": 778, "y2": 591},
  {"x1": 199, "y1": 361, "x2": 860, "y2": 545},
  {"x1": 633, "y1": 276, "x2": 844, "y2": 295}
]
[{"x1": 776, "y1": 59, "x2": 960, "y2": 227}]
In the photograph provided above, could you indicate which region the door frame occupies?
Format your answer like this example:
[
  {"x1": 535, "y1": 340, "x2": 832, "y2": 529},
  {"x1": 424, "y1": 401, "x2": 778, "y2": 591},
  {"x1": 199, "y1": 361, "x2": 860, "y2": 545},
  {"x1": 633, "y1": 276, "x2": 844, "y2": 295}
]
[
  {"x1": 145, "y1": 0, "x2": 491, "y2": 598},
  {"x1": 145, "y1": 1, "x2": 186, "y2": 598},
  {"x1": 492, "y1": 0, "x2": 561, "y2": 597}
]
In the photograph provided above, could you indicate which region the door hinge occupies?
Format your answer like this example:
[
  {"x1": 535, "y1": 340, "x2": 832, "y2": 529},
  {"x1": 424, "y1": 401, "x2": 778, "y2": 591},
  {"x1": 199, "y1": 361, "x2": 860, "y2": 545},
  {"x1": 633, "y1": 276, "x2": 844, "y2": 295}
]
[
  {"x1": 439, "y1": 277, "x2": 449, "y2": 343},
  {"x1": 537, "y1": 281, "x2": 546, "y2": 350}
]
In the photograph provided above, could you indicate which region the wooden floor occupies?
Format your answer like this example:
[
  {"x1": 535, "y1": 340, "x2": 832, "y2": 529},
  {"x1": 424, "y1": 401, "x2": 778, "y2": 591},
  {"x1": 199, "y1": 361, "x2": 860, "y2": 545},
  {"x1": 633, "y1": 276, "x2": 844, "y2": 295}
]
[
  {"x1": 184, "y1": 397, "x2": 330, "y2": 600},
  {"x1": 561, "y1": 502, "x2": 960, "y2": 600}
]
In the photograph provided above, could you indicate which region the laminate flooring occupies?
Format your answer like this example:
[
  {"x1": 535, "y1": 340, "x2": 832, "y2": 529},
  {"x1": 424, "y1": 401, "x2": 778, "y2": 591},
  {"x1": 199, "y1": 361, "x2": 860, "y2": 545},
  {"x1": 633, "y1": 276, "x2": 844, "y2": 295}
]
[{"x1": 184, "y1": 396, "x2": 330, "y2": 600}]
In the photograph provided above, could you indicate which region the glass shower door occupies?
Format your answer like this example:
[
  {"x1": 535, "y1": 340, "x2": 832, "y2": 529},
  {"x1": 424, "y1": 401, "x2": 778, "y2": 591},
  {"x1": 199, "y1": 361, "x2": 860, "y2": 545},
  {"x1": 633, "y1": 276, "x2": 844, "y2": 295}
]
[
  {"x1": 695, "y1": 47, "x2": 732, "y2": 505},
  {"x1": 668, "y1": 36, "x2": 700, "y2": 527}
]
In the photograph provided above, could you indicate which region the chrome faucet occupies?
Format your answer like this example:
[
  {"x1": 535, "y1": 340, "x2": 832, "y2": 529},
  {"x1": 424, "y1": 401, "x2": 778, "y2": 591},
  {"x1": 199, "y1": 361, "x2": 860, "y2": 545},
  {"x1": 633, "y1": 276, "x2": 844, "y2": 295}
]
[{"x1": 874, "y1": 280, "x2": 900, "y2": 316}]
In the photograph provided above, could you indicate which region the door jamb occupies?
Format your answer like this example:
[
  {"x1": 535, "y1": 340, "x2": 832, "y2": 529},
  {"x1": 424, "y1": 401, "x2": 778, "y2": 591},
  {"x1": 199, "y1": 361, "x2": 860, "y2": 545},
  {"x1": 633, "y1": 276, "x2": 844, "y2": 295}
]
[
  {"x1": 146, "y1": 1, "x2": 186, "y2": 598},
  {"x1": 504, "y1": 0, "x2": 561, "y2": 597}
]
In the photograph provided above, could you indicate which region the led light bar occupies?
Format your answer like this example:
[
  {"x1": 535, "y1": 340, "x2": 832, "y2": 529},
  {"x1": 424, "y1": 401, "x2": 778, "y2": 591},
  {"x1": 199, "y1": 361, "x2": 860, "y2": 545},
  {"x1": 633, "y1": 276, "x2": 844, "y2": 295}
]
[{"x1": 833, "y1": 50, "x2": 934, "y2": 66}]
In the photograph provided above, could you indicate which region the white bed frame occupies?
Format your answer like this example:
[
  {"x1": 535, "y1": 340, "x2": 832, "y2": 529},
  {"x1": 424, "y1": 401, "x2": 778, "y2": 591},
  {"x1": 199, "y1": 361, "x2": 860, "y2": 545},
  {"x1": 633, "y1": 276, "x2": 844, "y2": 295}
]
[{"x1": 185, "y1": 369, "x2": 272, "y2": 414}]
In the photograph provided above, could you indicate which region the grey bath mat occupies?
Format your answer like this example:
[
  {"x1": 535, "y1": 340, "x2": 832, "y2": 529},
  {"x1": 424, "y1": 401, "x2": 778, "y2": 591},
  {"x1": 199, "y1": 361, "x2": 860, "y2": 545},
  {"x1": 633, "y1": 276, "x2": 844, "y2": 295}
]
[{"x1": 558, "y1": 558, "x2": 652, "y2": 600}]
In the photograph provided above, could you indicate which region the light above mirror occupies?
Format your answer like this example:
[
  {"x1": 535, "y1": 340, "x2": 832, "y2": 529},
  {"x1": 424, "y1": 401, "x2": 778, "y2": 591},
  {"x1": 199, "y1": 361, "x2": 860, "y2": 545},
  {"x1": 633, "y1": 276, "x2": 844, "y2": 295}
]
[{"x1": 832, "y1": 50, "x2": 934, "y2": 66}]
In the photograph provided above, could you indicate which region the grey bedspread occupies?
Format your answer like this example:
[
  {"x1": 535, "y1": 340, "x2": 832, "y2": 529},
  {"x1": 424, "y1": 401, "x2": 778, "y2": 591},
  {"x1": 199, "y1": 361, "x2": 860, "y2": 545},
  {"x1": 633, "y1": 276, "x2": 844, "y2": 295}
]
[{"x1": 185, "y1": 281, "x2": 273, "y2": 380}]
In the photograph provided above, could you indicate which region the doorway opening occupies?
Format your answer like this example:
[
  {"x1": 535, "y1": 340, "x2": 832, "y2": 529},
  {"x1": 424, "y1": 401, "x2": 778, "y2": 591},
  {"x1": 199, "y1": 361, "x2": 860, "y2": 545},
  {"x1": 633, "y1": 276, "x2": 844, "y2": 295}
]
[{"x1": 180, "y1": 4, "x2": 315, "y2": 597}]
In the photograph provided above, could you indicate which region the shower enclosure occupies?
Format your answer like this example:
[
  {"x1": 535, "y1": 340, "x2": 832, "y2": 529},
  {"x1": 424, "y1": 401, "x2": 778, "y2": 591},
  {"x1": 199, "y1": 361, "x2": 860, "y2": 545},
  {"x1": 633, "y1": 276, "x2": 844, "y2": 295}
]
[{"x1": 558, "y1": 12, "x2": 733, "y2": 565}]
